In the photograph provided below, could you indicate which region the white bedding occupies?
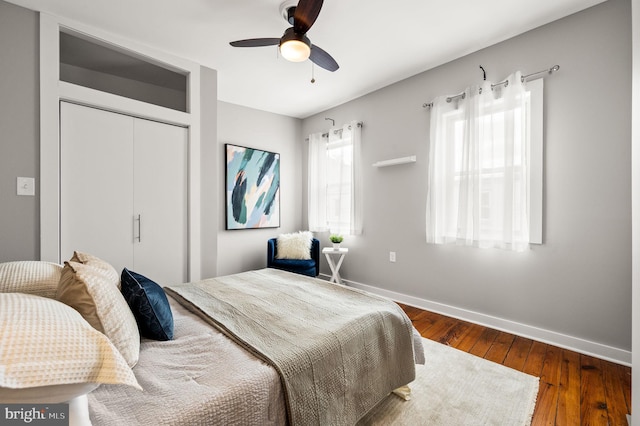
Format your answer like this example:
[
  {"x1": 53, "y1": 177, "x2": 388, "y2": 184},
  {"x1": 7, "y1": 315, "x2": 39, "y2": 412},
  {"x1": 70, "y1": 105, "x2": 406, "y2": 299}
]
[
  {"x1": 88, "y1": 296, "x2": 287, "y2": 425},
  {"x1": 88, "y1": 270, "x2": 423, "y2": 426},
  {"x1": 166, "y1": 269, "x2": 418, "y2": 425}
]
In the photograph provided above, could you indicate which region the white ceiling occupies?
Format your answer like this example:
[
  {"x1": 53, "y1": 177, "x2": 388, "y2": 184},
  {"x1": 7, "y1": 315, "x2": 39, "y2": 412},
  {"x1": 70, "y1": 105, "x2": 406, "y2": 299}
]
[{"x1": 7, "y1": 0, "x2": 606, "y2": 119}]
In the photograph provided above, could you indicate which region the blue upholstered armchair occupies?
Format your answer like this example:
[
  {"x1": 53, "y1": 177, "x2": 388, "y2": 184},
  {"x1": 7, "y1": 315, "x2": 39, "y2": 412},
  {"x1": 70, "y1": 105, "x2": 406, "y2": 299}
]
[{"x1": 267, "y1": 238, "x2": 320, "y2": 277}]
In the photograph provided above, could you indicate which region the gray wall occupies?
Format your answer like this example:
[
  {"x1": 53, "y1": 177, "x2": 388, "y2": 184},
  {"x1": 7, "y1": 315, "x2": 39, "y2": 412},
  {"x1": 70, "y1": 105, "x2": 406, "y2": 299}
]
[
  {"x1": 632, "y1": 0, "x2": 640, "y2": 415},
  {"x1": 0, "y1": 2, "x2": 221, "y2": 285},
  {"x1": 0, "y1": 1, "x2": 39, "y2": 261},
  {"x1": 0, "y1": 0, "x2": 632, "y2": 354},
  {"x1": 217, "y1": 101, "x2": 303, "y2": 276},
  {"x1": 302, "y1": 0, "x2": 632, "y2": 351},
  {"x1": 200, "y1": 66, "x2": 219, "y2": 279}
]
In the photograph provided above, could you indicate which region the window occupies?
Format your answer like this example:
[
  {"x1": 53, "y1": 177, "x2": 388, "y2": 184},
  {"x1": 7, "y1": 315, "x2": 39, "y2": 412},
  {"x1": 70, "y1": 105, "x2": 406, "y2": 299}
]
[
  {"x1": 325, "y1": 138, "x2": 354, "y2": 232},
  {"x1": 426, "y1": 73, "x2": 543, "y2": 251},
  {"x1": 308, "y1": 121, "x2": 363, "y2": 235}
]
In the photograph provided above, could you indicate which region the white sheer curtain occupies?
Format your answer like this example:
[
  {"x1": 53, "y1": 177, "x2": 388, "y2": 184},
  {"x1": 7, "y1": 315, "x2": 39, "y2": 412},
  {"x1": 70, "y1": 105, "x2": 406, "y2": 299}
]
[
  {"x1": 308, "y1": 131, "x2": 329, "y2": 232},
  {"x1": 426, "y1": 71, "x2": 530, "y2": 251},
  {"x1": 308, "y1": 121, "x2": 363, "y2": 235}
]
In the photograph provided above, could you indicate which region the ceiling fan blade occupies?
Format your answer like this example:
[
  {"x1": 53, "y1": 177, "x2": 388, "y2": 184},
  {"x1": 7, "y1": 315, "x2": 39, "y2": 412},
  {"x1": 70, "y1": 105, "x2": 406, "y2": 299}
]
[
  {"x1": 230, "y1": 38, "x2": 280, "y2": 48},
  {"x1": 310, "y1": 44, "x2": 339, "y2": 72},
  {"x1": 293, "y1": 0, "x2": 324, "y2": 34}
]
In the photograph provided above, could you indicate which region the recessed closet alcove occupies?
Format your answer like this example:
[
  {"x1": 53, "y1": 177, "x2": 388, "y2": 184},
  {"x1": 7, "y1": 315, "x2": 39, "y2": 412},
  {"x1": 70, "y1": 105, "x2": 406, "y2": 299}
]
[{"x1": 40, "y1": 15, "x2": 208, "y2": 282}]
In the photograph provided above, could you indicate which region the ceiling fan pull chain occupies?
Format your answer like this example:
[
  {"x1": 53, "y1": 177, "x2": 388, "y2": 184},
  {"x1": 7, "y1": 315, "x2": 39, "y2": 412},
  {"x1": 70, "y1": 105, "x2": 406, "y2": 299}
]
[{"x1": 311, "y1": 62, "x2": 316, "y2": 83}]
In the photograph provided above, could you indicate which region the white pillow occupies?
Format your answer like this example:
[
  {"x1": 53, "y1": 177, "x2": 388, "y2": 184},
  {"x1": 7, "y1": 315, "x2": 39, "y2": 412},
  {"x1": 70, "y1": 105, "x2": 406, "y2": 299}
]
[
  {"x1": 0, "y1": 261, "x2": 62, "y2": 299},
  {"x1": 276, "y1": 231, "x2": 313, "y2": 260},
  {"x1": 0, "y1": 293, "x2": 140, "y2": 392},
  {"x1": 0, "y1": 383, "x2": 98, "y2": 403}
]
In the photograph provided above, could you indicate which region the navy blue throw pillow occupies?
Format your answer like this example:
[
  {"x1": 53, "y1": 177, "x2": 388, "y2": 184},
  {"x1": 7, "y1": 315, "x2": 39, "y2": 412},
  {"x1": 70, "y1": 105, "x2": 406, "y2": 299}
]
[{"x1": 120, "y1": 268, "x2": 174, "y2": 341}]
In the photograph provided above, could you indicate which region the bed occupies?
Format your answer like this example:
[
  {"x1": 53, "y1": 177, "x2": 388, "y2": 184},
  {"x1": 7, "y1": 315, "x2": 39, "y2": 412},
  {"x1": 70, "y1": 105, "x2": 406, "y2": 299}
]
[{"x1": 0, "y1": 256, "x2": 424, "y2": 426}]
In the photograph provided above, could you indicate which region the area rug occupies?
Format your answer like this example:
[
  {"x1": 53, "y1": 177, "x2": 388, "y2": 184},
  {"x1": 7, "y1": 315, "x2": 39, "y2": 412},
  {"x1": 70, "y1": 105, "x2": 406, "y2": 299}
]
[{"x1": 358, "y1": 338, "x2": 539, "y2": 425}]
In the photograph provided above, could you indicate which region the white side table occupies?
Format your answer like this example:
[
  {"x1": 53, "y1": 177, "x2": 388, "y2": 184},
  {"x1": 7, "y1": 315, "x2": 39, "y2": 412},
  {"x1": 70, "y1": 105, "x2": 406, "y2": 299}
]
[{"x1": 322, "y1": 247, "x2": 349, "y2": 284}]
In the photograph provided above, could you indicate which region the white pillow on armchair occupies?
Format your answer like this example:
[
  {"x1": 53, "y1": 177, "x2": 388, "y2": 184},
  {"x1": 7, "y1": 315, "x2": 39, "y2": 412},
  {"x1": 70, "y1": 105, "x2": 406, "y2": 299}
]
[{"x1": 275, "y1": 231, "x2": 313, "y2": 260}]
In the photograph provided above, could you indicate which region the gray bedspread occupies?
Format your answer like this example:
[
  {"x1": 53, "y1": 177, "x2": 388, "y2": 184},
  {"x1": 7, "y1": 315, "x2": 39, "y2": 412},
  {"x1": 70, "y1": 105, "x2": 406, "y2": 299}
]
[
  {"x1": 165, "y1": 268, "x2": 417, "y2": 426},
  {"x1": 88, "y1": 294, "x2": 287, "y2": 425}
]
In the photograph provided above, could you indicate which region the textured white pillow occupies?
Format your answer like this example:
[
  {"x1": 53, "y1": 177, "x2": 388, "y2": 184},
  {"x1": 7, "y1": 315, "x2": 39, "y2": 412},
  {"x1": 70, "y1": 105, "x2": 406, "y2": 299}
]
[
  {"x1": 57, "y1": 261, "x2": 140, "y2": 367},
  {"x1": 0, "y1": 293, "x2": 140, "y2": 392},
  {"x1": 0, "y1": 261, "x2": 62, "y2": 299},
  {"x1": 0, "y1": 383, "x2": 98, "y2": 403},
  {"x1": 70, "y1": 251, "x2": 121, "y2": 289},
  {"x1": 276, "y1": 231, "x2": 313, "y2": 260}
]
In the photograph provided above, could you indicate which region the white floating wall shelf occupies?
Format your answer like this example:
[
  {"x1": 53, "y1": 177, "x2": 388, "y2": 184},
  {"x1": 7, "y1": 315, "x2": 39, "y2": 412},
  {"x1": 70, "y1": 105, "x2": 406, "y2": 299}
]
[{"x1": 372, "y1": 155, "x2": 417, "y2": 168}]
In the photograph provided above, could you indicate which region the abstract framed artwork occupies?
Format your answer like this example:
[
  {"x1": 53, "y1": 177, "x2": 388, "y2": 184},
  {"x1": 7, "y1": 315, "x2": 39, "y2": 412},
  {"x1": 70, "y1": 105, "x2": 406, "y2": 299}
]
[{"x1": 225, "y1": 144, "x2": 280, "y2": 230}]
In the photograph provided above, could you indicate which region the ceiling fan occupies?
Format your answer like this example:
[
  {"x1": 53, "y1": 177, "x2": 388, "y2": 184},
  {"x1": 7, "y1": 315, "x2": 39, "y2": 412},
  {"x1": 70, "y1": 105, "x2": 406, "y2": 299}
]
[{"x1": 229, "y1": 0, "x2": 339, "y2": 72}]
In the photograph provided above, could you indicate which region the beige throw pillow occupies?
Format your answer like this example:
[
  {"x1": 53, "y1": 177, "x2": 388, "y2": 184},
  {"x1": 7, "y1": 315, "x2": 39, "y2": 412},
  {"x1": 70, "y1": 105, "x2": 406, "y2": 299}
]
[
  {"x1": 57, "y1": 261, "x2": 140, "y2": 367},
  {"x1": 276, "y1": 231, "x2": 313, "y2": 260},
  {"x1": 0, "y1": 293, "x2": 140, "y2": 392}
]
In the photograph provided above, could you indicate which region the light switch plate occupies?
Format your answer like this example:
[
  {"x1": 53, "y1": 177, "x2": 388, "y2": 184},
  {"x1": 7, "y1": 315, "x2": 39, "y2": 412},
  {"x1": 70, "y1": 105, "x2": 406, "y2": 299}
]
[{"x1": 17, "y1": 177, "x2": 35, "y2": 196}]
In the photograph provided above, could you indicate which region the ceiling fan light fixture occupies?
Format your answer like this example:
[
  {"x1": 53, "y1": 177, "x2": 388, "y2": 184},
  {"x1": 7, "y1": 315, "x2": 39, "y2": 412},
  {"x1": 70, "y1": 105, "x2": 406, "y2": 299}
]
[
  {"x1": 280, "y1": 40, "x2": 310, "y2": 62},
  {"x1": 279, "y1": 28, "x2": 311, "y2": 62},
  {"x1": 230, "y1": 0, "x2": 339, "y2": 72}
]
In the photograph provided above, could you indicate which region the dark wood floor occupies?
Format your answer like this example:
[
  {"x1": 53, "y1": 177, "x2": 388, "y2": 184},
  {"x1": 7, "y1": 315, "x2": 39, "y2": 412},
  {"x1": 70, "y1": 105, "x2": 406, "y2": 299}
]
[{"x1": 398, "y1": 303, "x2": 632, "y2": 425}]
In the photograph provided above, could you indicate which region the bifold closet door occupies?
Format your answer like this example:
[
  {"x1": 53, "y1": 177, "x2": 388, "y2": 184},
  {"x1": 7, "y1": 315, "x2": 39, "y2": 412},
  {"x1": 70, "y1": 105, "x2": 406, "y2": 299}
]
[
  {"x1": 60, "y1": 102, "x2": 135, "y2": 271},
  {"x1": 60, "y1": 102, "x2": 188, "y2": 285},
  {"x1": 132, "y1": 118, "x2": 188, "y2": 285}
]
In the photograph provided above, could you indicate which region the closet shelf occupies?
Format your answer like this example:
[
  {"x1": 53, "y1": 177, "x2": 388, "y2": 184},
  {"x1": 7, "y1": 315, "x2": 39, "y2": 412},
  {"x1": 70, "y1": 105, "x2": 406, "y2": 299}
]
[{"x1": 372, "y1": 155, "x2": 417, "y2": 168}]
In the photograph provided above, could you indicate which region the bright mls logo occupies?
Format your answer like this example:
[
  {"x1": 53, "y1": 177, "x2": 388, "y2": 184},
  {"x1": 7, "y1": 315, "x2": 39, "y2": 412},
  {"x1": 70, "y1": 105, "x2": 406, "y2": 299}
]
[{"x1": 1, "y1": 404, "x2": 68, "y2": 425}]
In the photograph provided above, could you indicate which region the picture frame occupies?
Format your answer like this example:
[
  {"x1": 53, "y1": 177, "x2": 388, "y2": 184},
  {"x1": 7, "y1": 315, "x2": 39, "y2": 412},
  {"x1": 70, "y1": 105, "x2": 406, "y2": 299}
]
[{"x1": 225, "y1": 143, "x2": 280, "y2": 230}]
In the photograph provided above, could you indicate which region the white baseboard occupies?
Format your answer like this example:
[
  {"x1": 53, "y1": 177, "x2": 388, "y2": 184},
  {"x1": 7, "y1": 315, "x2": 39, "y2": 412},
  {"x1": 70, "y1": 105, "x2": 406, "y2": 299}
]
[{"x1": 321, "y1": 273, "x2": 631, "y2": 366}]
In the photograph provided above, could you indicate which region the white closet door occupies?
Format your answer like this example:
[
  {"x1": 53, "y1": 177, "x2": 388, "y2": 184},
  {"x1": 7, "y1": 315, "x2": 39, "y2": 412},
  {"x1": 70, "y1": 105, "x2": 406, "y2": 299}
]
[
  {"x1": 133, "y1": 118, "x2": 188, "y2": 285},
  {"x1": 60, "y1": 102, "x2": 135, "y2": 270}
]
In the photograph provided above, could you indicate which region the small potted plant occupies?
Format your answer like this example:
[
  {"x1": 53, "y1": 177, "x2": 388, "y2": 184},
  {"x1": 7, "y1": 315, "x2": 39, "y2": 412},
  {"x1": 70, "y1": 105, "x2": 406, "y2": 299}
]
[{"x1": 329, "y1": 234, "x2": 343, "y2": 250}]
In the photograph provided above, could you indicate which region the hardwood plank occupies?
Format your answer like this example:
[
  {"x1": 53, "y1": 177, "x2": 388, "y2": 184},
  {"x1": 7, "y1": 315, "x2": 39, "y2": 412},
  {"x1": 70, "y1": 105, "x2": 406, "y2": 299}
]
[
  {"x1": 451, "y1": 322, "x2": 486, "y2": 352},
  {"x1": 409, "y1": 310, "x2": 441, "y2": 336},
  {"x1": 469, "y1": 327, "x2": 499, "y2": 358},
  {"x1": 617, "y1": 364, "x2": 632, "y2": 412},
  {"x1": 523, "y1": 341, "x2": 548, "y2": 377},
  {"x1": 556, "y1": 349, "x2": 580, "y2": 425},
  {"x1": 484, "y1": 331, "x2": 515, "y2": 364},
  {"x1": 540, "y1": 345, "x2": 563, "y2": 386},
  {"x1": 503, "y1": 336, "x2": 533, "y2": 371},
  {"x1": 602, "y1": 359, "x2": 630, "y2": 425},
  {"x1": 435, "y1": 319, "x2": 472, "y2": 346},
  {"x1": 580, "y1": 354, "x2": 608, "y2": 425},
  {"x1": 530, "y1": 382, "x2": 558, "y2": 426},
  {"x1": 420, "y1": 315, "x2": 458, "y2": 341}
]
